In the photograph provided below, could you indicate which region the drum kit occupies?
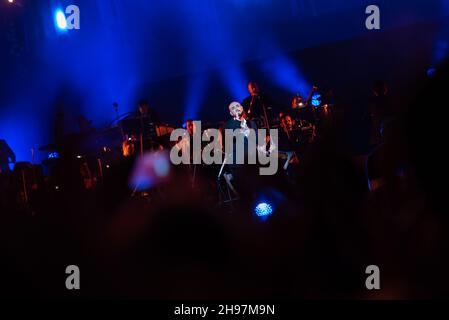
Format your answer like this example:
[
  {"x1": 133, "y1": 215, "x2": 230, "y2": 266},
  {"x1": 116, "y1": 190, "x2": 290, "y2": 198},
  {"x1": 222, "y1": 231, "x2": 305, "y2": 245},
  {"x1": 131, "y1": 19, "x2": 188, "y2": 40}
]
[{"x1": 17, "y1": 106, "x2": 175, "y2": 202}]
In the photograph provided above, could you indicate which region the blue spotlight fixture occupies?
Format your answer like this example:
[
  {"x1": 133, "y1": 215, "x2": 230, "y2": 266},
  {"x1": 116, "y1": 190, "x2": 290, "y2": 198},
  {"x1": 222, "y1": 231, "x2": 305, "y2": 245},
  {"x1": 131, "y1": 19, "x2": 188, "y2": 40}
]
[
  {"x1": 253, "y1": 188, "x2": 286, "y2": 220},
  {"x1": 254, "y1": 202, "x2": 274, "y2": 218},
  {"x1": 48, "y1": 152, "x2": 60, "y2": 159},
  {"x1": 311, "y1": 93, "x2": 322, "y2": 107},
  {"x1": 55, "y1": 10, "x2": 67, "y2": 30}
]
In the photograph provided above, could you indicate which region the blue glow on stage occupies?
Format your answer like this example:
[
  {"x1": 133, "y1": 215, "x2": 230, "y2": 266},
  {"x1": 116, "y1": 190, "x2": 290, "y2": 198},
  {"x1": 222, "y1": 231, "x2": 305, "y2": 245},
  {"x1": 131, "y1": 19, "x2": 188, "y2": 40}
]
[
  {"x1": 255, "y1": 202, "x2": 274, "y2": 218},
  {"x1": 55, "y1": 10, "x2": 67, "y2": 30},
  {"x1": 263, "y1": 55, "x2": 311, "y2": 97},
  {"x1": 220, "y1": 65, "x2": 248, "y2": 103},
  {"x1": 311, "y1": 93, "x2": 322, "y2": 107},
  {"x1": 427, "y1": 68, "x2": 437, "y2": 77},
  {"x1": 183, "y1": 75, "x2": 208, "y2": 124},
  {"x1": 253, "y1": 188, "x2": 287, "y2": 220},
  {"x1": 0, "y1": 0, "x2": 446, "y2": 163}
]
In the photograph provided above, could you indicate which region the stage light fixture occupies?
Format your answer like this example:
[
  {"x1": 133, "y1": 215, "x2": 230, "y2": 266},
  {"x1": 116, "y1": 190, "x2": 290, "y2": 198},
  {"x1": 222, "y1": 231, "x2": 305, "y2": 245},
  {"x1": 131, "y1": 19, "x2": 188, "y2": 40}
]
[
  {"x1": 311, "y1": 93, "x2": 322, "y2": 107},
  {"x1": 48, "y1": 152, "x2": 60, "y2": 159},
  {"x1": 55, "y1": 10, "x2": 67, "y2": 30},
  {"x1": 254, "y1": 202, "x2": 273, "y2": 217}
]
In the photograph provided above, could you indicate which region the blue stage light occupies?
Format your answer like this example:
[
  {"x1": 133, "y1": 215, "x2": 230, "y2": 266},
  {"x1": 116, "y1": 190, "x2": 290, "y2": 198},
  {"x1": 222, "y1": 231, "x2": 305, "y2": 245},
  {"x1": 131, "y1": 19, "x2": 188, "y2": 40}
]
[
  {"x1": 219, "y1": 65, "x2": 248, "y2": 102},
  {"x1": 48, "y1": 152, "x2": 60, "y2": 159},
  {"x1": 311, "y1": 93, "x2": 322, "y2": 107},
  {"x1": 263, "y1": 55, "x2": 311, "y2": 97},
  {"x1": 55, "y1": 10, "x2": 67, "y2": 30},
  {"x1": 183, "y1": 75, "x2": 207, "y2": 123},
  {"x1": 254, "y1": 202, "x2": 273, "y2": 217},
  {"x1": 427, "y1": 67, "x2": 437, "y2": 78}
]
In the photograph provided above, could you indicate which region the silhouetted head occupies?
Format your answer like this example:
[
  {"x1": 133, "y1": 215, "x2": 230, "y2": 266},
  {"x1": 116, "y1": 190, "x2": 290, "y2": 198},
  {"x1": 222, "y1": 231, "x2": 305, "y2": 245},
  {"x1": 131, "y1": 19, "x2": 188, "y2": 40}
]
[
  {"x1": 281, "y1": 114, "x2": 294, "y2": 131},
  {"x1": 138, "y1": 100, "x2": 150, "y2": 115},
  {"x1": 185, "y1": 119, "x2": 196, "y2": 136},
  {"x1": 373, "y1": 80, "x2": 388, "y2": 97},
  {"x1": 291, "y1": 95, "x2": 304, "y2": 109},
  {"x1": 248, "y1": 82, "x2": 260, "y2": 96}
]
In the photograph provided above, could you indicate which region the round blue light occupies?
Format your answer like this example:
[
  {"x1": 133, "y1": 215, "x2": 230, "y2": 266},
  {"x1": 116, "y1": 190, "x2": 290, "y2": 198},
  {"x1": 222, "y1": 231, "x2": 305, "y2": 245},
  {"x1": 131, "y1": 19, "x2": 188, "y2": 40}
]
[
  {"x1": 153, "y1": 155, "x2": 170, "y2": 177},
  {"x1": 55, "y1": 10, "x2": 67, "y2": 30},
  {"x1": 311, "y1": 93, "x2": 321, "y2": 107},
  {"x1": 254, "y1": 202, "x2": 273, "y2": 217},
  {"x1": 427, "y1": 67, "x2": 436, "y2": 78}
]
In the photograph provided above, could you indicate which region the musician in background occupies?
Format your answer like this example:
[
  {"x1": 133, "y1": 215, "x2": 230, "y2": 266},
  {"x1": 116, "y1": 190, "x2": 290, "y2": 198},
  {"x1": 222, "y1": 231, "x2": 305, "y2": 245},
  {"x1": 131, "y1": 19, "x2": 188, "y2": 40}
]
[
  {"x1": 127, "y1": 99, "x2": 160, "y2": 152},
  {"x1": 278, "y1": 114, "x2": 299, "y2": 152},
  {"x1": 369, "y1": 80, "x2": 393, "y2": 146},
  {"x1": 290, "y1": 86, "x2": 318, "y2": 126},
  {"x1": 186, "y1": 119, "x2": 196, "y2": 137},
  {"x1": 242, "y1": 82, "x2": 277, "y2": 128},
  {"x1": 277, "y1": 114, "x2": 300, "y2": 174},
  {"x1": 174, "y1": 119, "x2": 196, "y2": 160},
  {"x1": 0, "y1": 139, "x2": 16, "y2": 174},
  {"x1": 122, "y1": 140, "x2": 135, "y2": 158},
  {"x1": 172, "y1": 119, "x2": 199, "y2": 186},
  {"x1": 137, "y1": 99, "x2": 159, "y2": 123}
]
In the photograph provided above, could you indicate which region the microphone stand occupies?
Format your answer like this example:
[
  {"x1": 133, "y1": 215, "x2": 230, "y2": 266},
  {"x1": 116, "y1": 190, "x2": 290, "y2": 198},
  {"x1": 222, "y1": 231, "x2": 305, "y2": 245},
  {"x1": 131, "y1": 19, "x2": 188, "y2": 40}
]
[
  {"x1": 139, "y1": 114, "x2": 144, "y2": 158},
  {"x1": 217, "y1": 153, "x2": 239, "y2": 205},
  {"x1": 260, "y1": 96, "x2": 270, "y2": 130},
  {"x1": 113, "y1": 102, "x2": 126, "y2": 141}
]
